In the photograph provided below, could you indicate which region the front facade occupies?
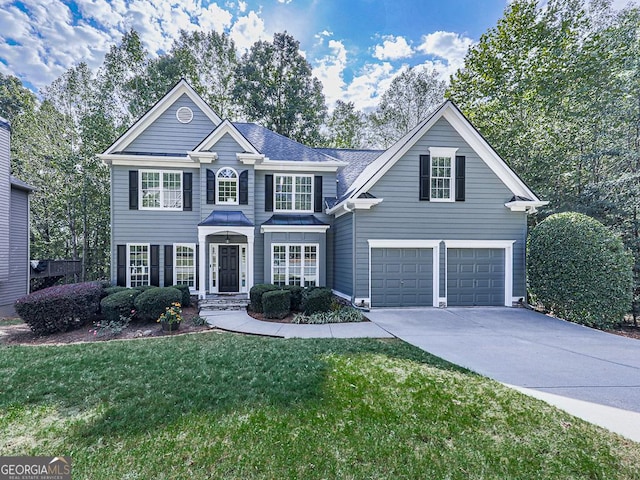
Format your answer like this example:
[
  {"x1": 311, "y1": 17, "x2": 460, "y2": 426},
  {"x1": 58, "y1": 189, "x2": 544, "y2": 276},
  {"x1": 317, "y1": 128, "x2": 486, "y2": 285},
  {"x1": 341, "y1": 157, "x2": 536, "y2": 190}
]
[{"x1": 101, "y1": 80, "x2": 545, "y2": 308}]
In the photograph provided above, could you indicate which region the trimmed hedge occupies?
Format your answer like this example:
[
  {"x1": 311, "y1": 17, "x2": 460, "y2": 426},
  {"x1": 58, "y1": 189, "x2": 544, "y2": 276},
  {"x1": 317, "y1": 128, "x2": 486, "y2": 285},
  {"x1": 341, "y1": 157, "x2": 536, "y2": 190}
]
[
  {"x1": 249, "y1": 284, "x2": 280, "y2": 313},
  {"x1": 15, "y1": 281, "x2": 103, "y2": 335},
  {"x1": 262, "y1": 290, "x2": 291, "y2": 319},
  {"x1": 104, "y1": 286, "x2": 129, "y2": 297},
  {"x1": 172, "y1": 284, "x2": 192, "y2": 308},
  {"x1": 528, "y1": 212, "x2": 634, "y2": 329},
  {"x1": 134, "y1": 285, "x2": 158, "y2": 293},
  {"x1": 282, "y1": 285, "x2": 304, "y2": 311},
  {"x1": 134, "y1": 287, "x2": 183, "y2": 321},
  {"x1": 100, "y1": 289, "x2": 140, "y2": 323},
  {"x1": 304, "y1": 287, "x2": 333, "y2": 315}
]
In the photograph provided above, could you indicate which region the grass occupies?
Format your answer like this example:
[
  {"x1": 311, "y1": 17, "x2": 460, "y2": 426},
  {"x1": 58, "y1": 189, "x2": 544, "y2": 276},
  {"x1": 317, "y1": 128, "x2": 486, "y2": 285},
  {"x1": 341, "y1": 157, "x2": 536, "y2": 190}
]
[
  {"x1": 0, "y1": 317, "x2": 23, "y2": 326},
  {"x1": 1, "y1": 332, "x2": 639, "y2": 479}
]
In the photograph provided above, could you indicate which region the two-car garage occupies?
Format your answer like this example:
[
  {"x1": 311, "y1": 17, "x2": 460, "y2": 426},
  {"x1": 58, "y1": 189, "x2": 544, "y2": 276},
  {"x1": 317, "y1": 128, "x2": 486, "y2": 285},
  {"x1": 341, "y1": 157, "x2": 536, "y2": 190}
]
[{"x1": 368, "y1": 240, "x2": 513, "y2": 308}]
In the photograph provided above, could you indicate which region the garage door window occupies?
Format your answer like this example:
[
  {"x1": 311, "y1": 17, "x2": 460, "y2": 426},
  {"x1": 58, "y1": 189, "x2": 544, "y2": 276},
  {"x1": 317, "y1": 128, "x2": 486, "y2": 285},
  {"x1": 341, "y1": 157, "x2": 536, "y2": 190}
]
[{"x1": 272, "y1": 244, "x2": 318, "y2": 287}]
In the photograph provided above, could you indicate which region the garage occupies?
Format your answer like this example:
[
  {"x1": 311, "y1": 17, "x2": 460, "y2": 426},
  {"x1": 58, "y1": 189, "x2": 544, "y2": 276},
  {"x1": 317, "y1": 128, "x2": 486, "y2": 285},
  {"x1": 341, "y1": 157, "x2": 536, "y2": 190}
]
[
  {"x1": 447, "y1": 248, "x2": 505, "y2": 306},
  {"x1": 371, "y1": 248, "x2": 434, "y2": 307}
]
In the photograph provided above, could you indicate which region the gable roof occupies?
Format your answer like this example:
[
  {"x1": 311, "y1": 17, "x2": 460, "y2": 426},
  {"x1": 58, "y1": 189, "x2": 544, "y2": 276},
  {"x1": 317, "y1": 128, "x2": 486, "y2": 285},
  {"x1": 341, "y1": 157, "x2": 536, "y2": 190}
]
[
  {"x1": 191, "y1": 120, "x2": 259, "y2": 155},
  {"x1": 329, "y1": 100, "x2": 545, "y2": 210},
  {"x1": 316, "y1": 148, "x2": 384, "y2": 198},
  {"x1": 103, "y1": 79, "x2": 222, "y2": 155}
]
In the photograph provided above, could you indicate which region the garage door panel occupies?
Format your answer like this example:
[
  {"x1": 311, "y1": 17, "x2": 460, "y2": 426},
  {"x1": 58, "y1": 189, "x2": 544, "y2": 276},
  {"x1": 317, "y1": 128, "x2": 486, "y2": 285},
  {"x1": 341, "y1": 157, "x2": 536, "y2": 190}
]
[
  {"x1": 448, "y1": 248, "x2": 505, "y2": 306},
  {"x1": 371, "y1": 248, "x2": 433, "y2": 307}
]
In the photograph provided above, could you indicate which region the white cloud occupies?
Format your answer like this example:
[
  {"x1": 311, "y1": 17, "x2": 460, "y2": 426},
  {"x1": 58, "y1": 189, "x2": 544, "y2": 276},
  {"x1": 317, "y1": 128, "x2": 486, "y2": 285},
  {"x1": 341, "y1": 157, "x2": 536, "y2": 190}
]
[
  {"x1": 417, "y1": 31, "x2": 473, "y2": 71},
  {"x1": 343, "y1": 62, "x2": 400, "y2": 111},
  {"x1": 312, "y1": 39, "x2": 348, "y2": 108},
  {"x1": 230, "y1": 10, "x2": 270, "y2": 52},
  {"x1": 373, "y1": 35, "x2": 413, "y2": 61},
  {"x1": 238, "y1": 0, "x2": 247, "y2": 13}
]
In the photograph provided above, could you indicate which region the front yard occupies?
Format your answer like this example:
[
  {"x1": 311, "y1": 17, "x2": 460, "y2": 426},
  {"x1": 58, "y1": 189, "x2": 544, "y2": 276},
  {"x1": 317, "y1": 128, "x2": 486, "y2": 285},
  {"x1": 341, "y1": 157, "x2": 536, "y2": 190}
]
[{"x1": 1, "y1": 332, "x2": 639, "y2": 479}]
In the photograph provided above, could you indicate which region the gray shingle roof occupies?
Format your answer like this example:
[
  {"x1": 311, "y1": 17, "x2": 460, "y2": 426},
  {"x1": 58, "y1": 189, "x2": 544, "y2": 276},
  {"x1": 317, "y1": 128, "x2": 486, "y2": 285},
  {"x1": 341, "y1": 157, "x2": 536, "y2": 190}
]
[
  {"x1": 233, "y1": 123, "x2": 336, "y2": 162},
  {"x1": 315, "y1": 148, "x2": 384, "y2": 198}
]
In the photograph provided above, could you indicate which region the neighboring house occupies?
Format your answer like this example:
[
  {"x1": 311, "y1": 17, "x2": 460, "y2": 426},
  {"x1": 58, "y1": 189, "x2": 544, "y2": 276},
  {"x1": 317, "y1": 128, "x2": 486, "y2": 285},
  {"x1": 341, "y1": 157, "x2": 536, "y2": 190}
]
[
  {"x1": 0, "y1": 117, "x2": 34, "y2": 316},
  {"x1": 100, "y1": 80, "x2": 546, "y2": 308}
]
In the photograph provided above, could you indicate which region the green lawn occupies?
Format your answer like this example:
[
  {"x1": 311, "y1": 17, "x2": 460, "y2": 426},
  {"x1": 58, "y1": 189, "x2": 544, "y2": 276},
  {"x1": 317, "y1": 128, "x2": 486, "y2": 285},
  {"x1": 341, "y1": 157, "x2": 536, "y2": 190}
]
[{"x1": 1, "y1": 332, "x2": 639, "y2": 479}]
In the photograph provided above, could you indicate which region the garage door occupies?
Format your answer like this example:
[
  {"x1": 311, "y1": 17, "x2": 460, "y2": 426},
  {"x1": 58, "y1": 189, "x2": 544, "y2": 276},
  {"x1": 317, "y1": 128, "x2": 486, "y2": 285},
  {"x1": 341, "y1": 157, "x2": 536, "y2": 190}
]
[
  {"x1": 447, "y1": 248, "x2": 504, "y2": 306},
  {"x1": 371, "y1": 248, "x2": 433, "y2": 307}
]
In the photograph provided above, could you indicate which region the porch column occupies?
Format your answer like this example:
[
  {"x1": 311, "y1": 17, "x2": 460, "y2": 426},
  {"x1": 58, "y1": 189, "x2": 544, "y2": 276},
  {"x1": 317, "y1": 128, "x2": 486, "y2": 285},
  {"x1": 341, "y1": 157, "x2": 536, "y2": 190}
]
[
  {"x1": 198, "y1": 229, "x2": 207, "y2": 299},
  {"x1": 246, "y1": 229, "x2": 255, "y2": 298}
]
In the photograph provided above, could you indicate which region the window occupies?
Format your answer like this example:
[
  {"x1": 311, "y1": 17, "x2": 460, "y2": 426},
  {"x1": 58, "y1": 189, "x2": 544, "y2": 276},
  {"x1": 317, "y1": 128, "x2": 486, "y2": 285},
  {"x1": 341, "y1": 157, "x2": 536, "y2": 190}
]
[
  {"x1": 127, "y1": 244, "x2": 149, "y2": 287},
  {"x1": 174, "y1": 243, "x2": 196, "y2": 290},
  {"x1": 140, "y1": 171, "x2": 182, "y2": 210},
  {"x1": 272, "y1": 244, "x2": 318, "y2": 287},
  {"x1": 428, "y1": 147, "x2": 458, "y2": 202},
  {"x1": 217, "y1": 167, "x2": 238, "y2": 204},
  {"x1": 275, "y1": 175, "x2": 313, "y2": 211}
]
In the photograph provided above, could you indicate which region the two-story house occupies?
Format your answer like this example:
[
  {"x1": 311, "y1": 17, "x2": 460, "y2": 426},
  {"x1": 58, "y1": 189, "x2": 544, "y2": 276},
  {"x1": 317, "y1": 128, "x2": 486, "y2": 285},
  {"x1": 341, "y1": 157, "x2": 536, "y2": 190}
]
[{"x1": 100, "y1": 79, "x2": 545, "y2": 308}]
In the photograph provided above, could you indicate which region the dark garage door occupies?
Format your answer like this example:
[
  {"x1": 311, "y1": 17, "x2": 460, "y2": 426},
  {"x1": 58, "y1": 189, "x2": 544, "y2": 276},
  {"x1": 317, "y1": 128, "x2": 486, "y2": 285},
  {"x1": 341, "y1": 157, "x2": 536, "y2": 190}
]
[
  {"x1": 447, "y1": 248, "x2": 504, "y2": 306},
  {"x1": 371, "y1": 248, "x2": 433, "y2": 307}
]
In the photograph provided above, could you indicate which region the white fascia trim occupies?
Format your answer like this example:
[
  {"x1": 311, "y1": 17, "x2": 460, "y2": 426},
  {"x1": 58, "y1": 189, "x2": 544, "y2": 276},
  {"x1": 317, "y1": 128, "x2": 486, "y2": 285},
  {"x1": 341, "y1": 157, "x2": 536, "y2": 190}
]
[
  {"x1": 368, "y1": 239, "x2": 440, "y2": 249},
  {"x1": 349, "y1": 198, "x2": 384, "y2": 210},
  {"x1": 260, "y1": 225, "x2": 330, "y2": 234},
  {"x1": 504, "y1": 200, "x2": 549, "y2": 213},
  {"x1": 187, "y1": 151, "x2": 219, "y2": 163},
  {"x1": 198, "y1": 225, "x2": 255, "y2": 240},
  {"x1": 332, "y1": 289, "x2": 352, "y2": 302},
  {"x1": 254, "y1": 160, "x2": 346, "y2": 172},
  {"x1": 237, "y1": 153, "x2": 265, "y2": 164},
  {"x1": 99, "y1": 154, "x2": 196, "y2": 168},
  {"x1": 444, "y1": 240, "x2": 515, "y2": 248},
  {"x1": 194, "y1": 120, "x2": 258, "y2": 154},
  {"x1": 104, "y1": 80, "x2": 221, "y2": 154}
]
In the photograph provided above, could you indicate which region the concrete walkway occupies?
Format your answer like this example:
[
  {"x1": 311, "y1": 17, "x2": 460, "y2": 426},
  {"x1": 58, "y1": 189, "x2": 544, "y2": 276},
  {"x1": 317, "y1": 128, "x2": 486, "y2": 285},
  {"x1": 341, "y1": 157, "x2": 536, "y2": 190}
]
[{"x1": 202, "y1": 310, "x2": 393, "y2": 339}]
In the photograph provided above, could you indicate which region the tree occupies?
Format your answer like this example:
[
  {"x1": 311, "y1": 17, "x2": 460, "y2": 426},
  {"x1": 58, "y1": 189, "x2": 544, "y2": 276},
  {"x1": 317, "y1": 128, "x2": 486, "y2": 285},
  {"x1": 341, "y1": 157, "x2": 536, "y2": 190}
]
[
  {"x1": 0, "y1": 73, "x2": 36, "y2": 124},
  {"x1": 323, "y1": 100, "x2": 367, "y2": 149},
  {"x1": 369, "y1": 67, "x2": 446, "y2": 148},
  {"x1": 233, "y1": 32, "x2": 327, "y2": 145}
]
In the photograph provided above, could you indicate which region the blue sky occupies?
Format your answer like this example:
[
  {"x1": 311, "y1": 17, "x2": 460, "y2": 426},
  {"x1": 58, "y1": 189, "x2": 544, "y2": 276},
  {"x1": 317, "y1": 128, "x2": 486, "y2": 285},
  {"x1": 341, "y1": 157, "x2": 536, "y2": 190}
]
[{"x1": 0, "y1": 0, "x2": 635, "y2": 110}]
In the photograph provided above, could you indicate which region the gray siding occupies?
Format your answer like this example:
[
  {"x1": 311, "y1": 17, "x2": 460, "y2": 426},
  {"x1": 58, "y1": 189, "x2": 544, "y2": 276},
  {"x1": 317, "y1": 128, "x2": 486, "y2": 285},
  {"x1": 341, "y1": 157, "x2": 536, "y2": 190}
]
[
  {"x1": 0, "y1": 188, "x2": 29, "y2": 313},
  {"x1": 332, "y1": 212, "x2": 353, "y2": 296},
  {"x1": 124, "y1": 94, "x2": 217, "y2": 154},
  {"x1": 263, "y1": 232, "x2": 327, "y2": 286},
  {"x1": 353, "y1": 117, "x2": 527, "y2": 300},
  {"x1": 0, "y1": 124, "x2": 10, "y2": 281}
]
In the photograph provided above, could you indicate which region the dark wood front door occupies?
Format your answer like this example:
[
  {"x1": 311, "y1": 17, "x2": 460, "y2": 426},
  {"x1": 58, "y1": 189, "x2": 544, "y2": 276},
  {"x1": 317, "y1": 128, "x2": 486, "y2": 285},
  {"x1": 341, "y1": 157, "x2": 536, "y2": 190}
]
[{"x1": 219, "y1": 245, "x2": 239, "y2": 292}]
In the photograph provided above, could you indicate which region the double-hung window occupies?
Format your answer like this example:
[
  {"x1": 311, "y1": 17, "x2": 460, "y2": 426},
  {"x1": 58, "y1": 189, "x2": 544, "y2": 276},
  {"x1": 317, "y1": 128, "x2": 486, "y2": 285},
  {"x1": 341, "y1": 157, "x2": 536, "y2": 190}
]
[
  {"x1": 140, "y1": 170, "x2": 182, "y2": 210},
  {"x1": 274, "y1": 175, "x2": 313, "y2": 212},
  {"x1": 429, "y1": 147, "x2": 458, "y2": 202},
  {"x1": 217, "y1": 167, "x2": 238, "y2": 204},
  {"x1": 272, "y1": 244, "x2": 318, "y2": 287},
  {"x1": 174, "y1": 243, "x2": 196, "y2": 290},
  {"x1": 127, "y1": 244, "x2": 149, "y2": 287}
]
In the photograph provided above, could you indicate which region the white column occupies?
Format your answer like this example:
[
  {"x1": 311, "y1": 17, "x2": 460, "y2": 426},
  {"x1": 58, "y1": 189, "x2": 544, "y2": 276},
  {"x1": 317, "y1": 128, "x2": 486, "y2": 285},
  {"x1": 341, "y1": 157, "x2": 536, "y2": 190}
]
[{"x1": 198, "y1": 229, "x2": 207, "y2": 299}]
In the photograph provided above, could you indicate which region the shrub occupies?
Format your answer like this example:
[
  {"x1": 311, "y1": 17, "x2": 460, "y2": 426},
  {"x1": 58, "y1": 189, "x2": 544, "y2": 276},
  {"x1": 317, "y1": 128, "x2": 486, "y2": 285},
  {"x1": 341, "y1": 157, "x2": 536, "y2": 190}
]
[
  {"x1": 14, "y1": 281, "x2": 103, "y2": 335},
  {"x1": 104, "y1": 286, "x2": 129, "y2": 297},
  {"x1": 134, "y1": 287, "x2": 183, "y2": 321},
  {"x1": 528, "y1": 212, "x2": 634, "y2": 329},
  {"x1": 262, "y1": 290, "x2": 291, "y2": 319},
  {"x1": 304, "y1": 287, "x2": 333, "y2": 315},
  {"x1": 292, "y1": 306, "x2": 365, "y2": 324},
  {"x1": 249, "y1": 284, "x2": 280, "y2": 313},
  {"x1": 172, "y1": 284, "x2": 192, "y2": 307},
  {"x1": 100, "y1": 289, "x2": 140, "y2": 323},
  {"x1": 135, "y1": 285, "x2": 158, "y2": 292},
  {"x1": 282, "y1": 285, "x2": 304, "y2": 311}
]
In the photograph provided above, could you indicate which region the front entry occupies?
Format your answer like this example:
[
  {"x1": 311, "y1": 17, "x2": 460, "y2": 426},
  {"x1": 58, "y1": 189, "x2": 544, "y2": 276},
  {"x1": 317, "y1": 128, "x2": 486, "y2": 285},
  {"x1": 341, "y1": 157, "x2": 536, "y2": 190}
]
[{"x1": 218, "y1": 245, "x2": 239, "y2": 292}]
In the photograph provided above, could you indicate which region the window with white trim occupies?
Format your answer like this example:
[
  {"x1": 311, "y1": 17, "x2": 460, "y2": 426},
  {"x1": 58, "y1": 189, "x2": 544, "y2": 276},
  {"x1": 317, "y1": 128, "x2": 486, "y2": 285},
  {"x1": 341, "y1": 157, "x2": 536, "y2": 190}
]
[
  {"x1": 127, "y1": 244, "x2": 149, "y2": 287},
  {"x1": 275, "y1": 175, "x2": 313, "y2": 211},
  {"x1": 272, "y1": 244, "x2": 318, "y2": 287},
  {"x1": 217, "y1": 167, "x2": 238, "y2": 204},
  {"x1": 140, "y1": 170, "x2": 182, "y2": 209},
  {"x1": 174, "y1": 243, "x2": 196, "y2": 290},
  {"x1": 429, "y1": 147, "x2": 458, "y2": 202}
]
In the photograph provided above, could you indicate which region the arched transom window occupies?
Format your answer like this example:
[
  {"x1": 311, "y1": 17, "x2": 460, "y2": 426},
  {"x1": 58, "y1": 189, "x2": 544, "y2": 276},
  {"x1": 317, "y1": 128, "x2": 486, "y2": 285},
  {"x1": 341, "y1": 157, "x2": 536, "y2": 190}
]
[{"x1": 217, "y1": 167, "x2": 238, "y2": 204}]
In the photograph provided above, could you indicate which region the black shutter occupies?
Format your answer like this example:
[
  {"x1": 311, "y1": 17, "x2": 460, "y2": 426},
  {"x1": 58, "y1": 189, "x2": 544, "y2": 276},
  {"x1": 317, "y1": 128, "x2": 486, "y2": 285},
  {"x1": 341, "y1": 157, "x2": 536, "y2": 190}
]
[
  {"x1": 206, "y1": 169, "x2": 215, "y2": 204},
  {"x1": 129, "y1": 171, "x2": 138, "y2": 210},
  {"x1": 239, "y1": 170, "x2": 249, "y2": 205},
  {"x1": 455, "y1": 155, "x2": 466, "y2": 202},
  {"x1": 164, "y1": 245, "x2": 173, "y2": 287},
  {"x1": 314, "y1": 175, "x2": 323, "y2": 213},
  {"x1": 265, "y1": 174, "x2": 274, "y2": 212},
  {"x1": 150, "y1": 245, "x2": 160, "y2": 286},
  {"x1": 195, "y1": 246, "x2": 200, "y2": 290},
  {"x1": 183, "y1": 172, "x2": 192, "y2": 211},
  {"x1": 116, "y1": 245, "x2": 126, "y2": 286},
  {"x1": 419, "y1": 155, "x2": 430, "y2": 200}
]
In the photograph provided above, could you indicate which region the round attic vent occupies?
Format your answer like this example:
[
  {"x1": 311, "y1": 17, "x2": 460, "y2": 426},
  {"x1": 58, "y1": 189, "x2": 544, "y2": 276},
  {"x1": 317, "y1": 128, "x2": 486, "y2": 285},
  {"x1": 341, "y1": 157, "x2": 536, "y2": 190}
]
[{"x1": 176, "y1": 106, "x2": 194, "y2": 124}]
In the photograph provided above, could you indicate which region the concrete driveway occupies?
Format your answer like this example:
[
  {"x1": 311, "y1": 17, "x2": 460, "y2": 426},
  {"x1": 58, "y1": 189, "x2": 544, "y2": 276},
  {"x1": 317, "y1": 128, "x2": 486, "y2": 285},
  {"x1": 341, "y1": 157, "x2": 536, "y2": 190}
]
[{"x1": 367, "y1": 307, "x2": 640, "y2": 414}]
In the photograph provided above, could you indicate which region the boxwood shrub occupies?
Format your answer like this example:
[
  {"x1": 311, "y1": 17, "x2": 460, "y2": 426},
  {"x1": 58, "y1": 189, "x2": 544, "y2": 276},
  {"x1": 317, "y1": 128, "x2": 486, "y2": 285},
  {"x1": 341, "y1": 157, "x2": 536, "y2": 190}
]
[
  {"x1": 249, "y1": 284, "x2": 279, "y2": 313},
  {"x1": 282, "y1": 285, "x2": 304, "y2": 311},
  {"x1": 528, "y1": 212, "x2": 634, "y2": 328},
  {"x1": 171, "y1": 284, "x2": 192, "y2": 308},
  {"x1": 14, "y1": 281, "x2": 103, "y2": 335},
  {"x1": 104, "y1": 286, "x2": 129, "y2": 297},
  {"x1": 100, "y1": 289, "x2": 140, "y2": 323},
  {"x1": 262, "y1": 290, "x2": 291, "y2": 319},
  {"x1": 134, "y1": 287, "x2": 183, "y2": 321},
  {"x1": 304, "y1": 287, "x2": 333, "y2": 315}
]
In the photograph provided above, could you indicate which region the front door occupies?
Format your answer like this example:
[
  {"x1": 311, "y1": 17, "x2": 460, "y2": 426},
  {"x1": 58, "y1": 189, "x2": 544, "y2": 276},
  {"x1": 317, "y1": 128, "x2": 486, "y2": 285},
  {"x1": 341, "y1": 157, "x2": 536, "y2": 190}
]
[{"x1": 218, "y1": 245, "x2": 239, "y2": 293}]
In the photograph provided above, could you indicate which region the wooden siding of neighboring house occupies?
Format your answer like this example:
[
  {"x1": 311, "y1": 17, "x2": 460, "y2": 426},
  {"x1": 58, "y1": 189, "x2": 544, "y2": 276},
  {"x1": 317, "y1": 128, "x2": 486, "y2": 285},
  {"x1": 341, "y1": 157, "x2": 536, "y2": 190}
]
[
  {"x1": 0, "y1": 120, "x2": 10, "y2": 282},
  {"x1": 0, "y1": 187, "x2": 29, "y2": 315}
]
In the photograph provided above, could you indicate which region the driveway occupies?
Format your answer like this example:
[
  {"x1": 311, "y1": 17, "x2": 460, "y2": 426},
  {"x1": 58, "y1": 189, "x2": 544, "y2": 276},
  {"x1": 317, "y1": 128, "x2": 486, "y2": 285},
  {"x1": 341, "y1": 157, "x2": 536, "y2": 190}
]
[{"x1": 367, "y1": 307, "x2": 640, "y2": 413}]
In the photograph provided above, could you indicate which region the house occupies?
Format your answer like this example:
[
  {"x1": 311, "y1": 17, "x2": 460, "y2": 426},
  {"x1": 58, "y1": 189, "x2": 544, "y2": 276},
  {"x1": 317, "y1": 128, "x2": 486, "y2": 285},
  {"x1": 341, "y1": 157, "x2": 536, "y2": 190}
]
[
  {"x1": 100, "y1": 80, "x2": 546, "y2": 308},
  {"x1": 0, "y1": 117, "x2": 34, "y2": 316}
]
